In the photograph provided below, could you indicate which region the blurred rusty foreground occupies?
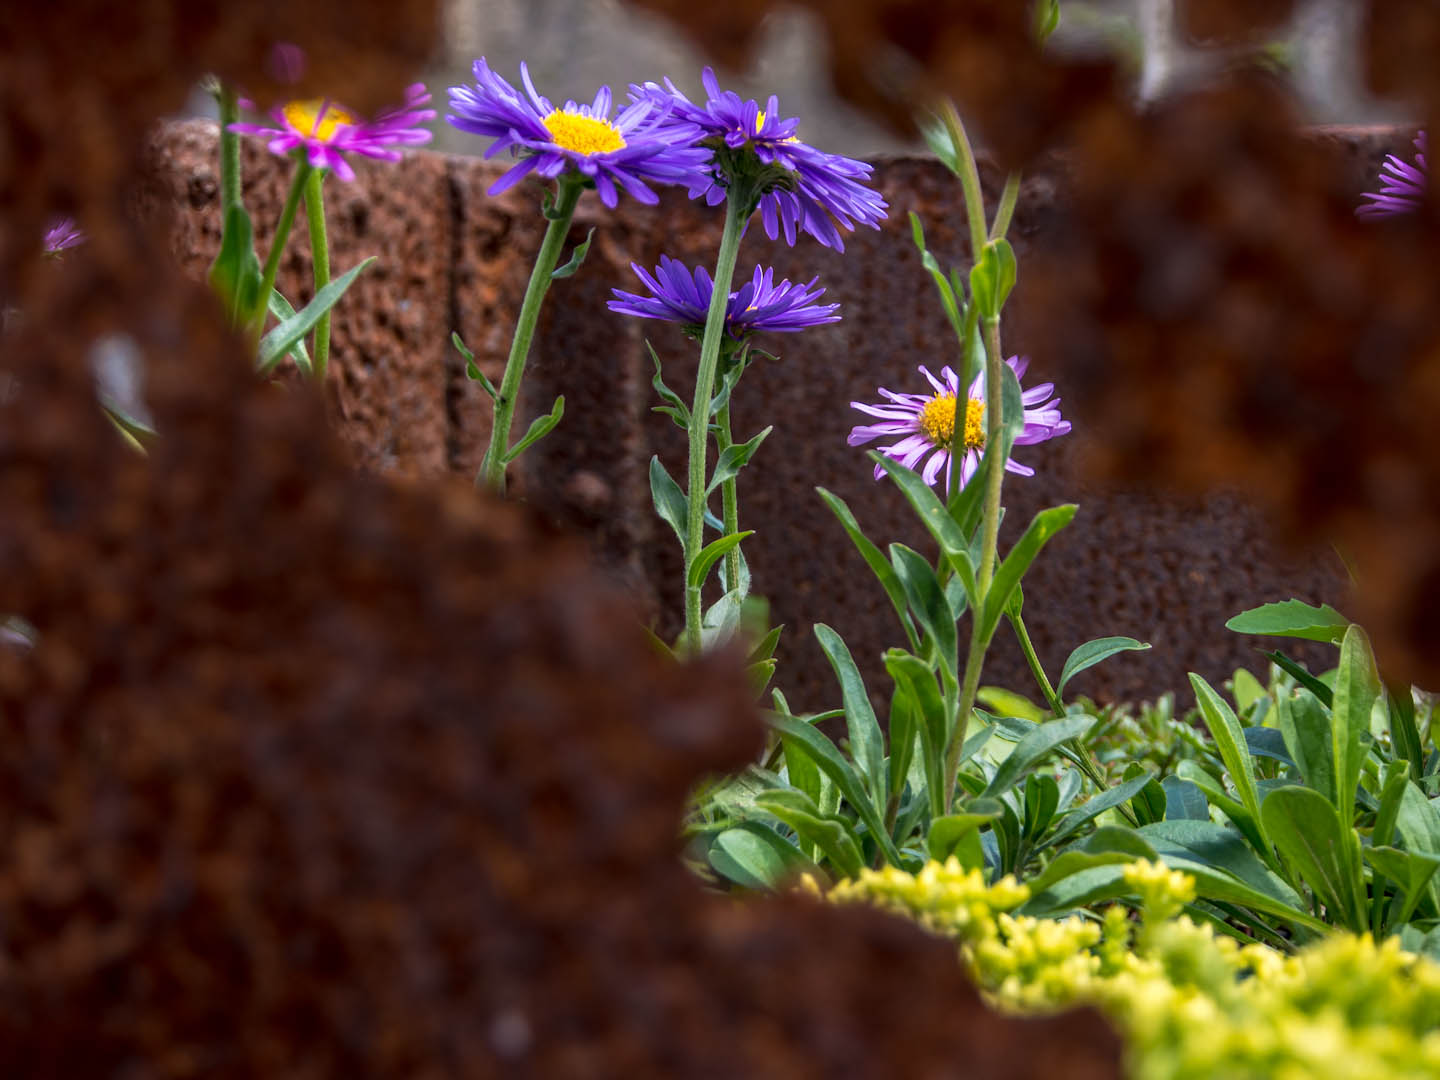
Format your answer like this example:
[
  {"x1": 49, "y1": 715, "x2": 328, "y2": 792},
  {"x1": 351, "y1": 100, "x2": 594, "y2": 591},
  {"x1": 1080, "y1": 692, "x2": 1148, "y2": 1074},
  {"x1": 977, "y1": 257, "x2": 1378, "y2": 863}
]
[{"x1": 142, "y1": 120, "x2": 1406, "y2": 708}]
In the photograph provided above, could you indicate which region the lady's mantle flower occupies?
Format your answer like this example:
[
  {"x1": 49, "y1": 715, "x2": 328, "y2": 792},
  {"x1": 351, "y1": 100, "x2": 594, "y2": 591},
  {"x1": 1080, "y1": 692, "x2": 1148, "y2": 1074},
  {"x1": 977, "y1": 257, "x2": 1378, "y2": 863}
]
[
  {"x1": 849, "y1": 357, "x2": 1070, "y2": 489},
  {"x1": 634, "y1": 68, "x2": 887, "y2": 251},
  {"x1": 446, "y1": 59, "x2": 709, "y2": 208},
  {"x1": 1358, "y1": 132, "x2": 1427, "y2": 219},
  {"x1": 608, "y1": 255, "x2": 840, "y2": 340},
  {"x1": 43, "y1": 218, "x2": 85, "y2": 255},
  {"x1": 230, "y1": 83, "x2": 435, "y2": 182}
]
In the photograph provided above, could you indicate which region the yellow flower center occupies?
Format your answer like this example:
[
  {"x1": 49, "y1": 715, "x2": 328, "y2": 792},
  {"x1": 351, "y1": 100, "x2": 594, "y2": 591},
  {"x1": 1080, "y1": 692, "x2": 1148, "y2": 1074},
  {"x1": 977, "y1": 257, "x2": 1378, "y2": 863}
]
[
  {"x1": 918, "y1": 393, "x2": 985, "y2": 449},
  {"x1": 542, "y1": 110, "x2": 626, "y2": 155},
  {"x1": 282, "y1": 100, "x2": 357, "y2": 142}
]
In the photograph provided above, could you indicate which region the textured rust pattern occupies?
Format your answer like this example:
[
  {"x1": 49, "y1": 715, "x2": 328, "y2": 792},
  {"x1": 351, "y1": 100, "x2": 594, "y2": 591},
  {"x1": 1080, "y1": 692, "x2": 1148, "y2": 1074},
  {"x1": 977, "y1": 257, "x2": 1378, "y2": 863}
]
[{"x1": 0, "y1": 1, "x2": 1123, "y2": 1074}]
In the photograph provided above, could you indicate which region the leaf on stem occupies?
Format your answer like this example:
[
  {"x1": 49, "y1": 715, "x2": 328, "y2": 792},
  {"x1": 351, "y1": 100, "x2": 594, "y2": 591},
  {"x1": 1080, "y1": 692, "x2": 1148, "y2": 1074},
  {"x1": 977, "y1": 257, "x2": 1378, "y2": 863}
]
[
  {"x1": 262, "y1": 291, "x2": 312, "y2": 376},
  {"x1": 551, "y1": 226, "x2": 596, "y2": 280},
  {"x1": 257, "y1": 256, "x2": 375, "y2": 369},
  {"x1": 1225, "y1": 599, "x2": 1350, "y2": 644},
  {"x1": 1056, "y1": 636, "x2": 1151, "y2": 696},
  {"x1": 706, "y1": 426, "x2": 772, "y2": 495},
  {"x1": 503, "y1": 395, "x2": 565, "y2": 463},
  {"x1": 453, "y1": 332, "x2": 496, "y2": 398},
  {"x1": 649, "y1": 455, "x2": 689, "y2": 554}
]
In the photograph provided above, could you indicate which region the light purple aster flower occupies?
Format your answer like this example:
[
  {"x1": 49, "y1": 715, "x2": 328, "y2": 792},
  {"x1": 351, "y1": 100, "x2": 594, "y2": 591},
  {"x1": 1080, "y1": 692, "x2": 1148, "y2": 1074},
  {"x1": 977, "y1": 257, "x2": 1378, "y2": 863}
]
[
  {"x1": 608, "y1": 255, "x2": 840, "y2": 340},
  {"x1": 43, "y1": 217, "x2": 85, "y2": 255},
  {"x1": 229, "y1": 83, "x2": 435, "y2": 183},
  {"x1": 1358, "y1": 132, "x2": 1427, "y2": 219},
  {"x1": 849, "y1": 357, "x2": 1071, "y2": 489},
  {"x1": 446, "y1": 59, "x2": 710, "y2": 208},
  {"x1": 632, "y1": 68, "x2": 888, "y2": 251}
]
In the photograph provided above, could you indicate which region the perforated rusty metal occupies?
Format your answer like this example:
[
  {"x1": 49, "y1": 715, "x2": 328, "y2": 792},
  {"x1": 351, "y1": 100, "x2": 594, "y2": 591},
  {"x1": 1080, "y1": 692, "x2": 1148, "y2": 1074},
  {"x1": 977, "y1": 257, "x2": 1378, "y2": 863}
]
[{"x1": 0, "y1": 1, "x2": 1126, "y2": 1073}]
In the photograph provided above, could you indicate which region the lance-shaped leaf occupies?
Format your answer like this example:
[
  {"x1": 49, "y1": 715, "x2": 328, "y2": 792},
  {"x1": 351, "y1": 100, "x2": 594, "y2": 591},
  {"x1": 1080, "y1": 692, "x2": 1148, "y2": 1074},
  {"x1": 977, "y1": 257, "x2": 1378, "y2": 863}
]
[
  {"x1": 969, "y1": 238, "x2": 1017, "y2": 320},
  {"x1": 753, "y1": 788, "x2": 866, "y2": 879},
  {"x1": 1331, "y1": 624, "x2": 1380, "y2": 822},
  {"x1": 453, "y1": 331, "x2": 495, "y2": 398},
  {"x1": 979, "y1": 504, "x2": 1077, "y2": 645},
  {"x1": 649, "y1": 455, "x2": 688, "y2": 553},
  {"x1": 504, "y1": 395, "x2": 565, "y2": 463},
  {"x1": 1225, "y1": 599, "x2": 1350, "y2": 644},
  {"x1": 261, "y1": 291, "x2": 313, "y2": 376},
  {"x1": 688, "y1": 531, "x2": 754, "y2": 589},
  {"x1": 814, "y1": 623, "x2": 887, "y2": 815},
  {"x1": 818, "y1": 488, "x2": 916, "y2": 648},
  {"x1": 888, "y1": 543, "x2": 957, "y2": 677},
  {"x1": 551, "y1": 226, "x2": 595, "y2": 279},
  {"x1": 1057, "y1": 637, "x2": 1152, "y2": 697},
  {"x1": 706, "y1": 426, "x2": 772, "y2": 495},
  {"x1": 258, "y1": 256, "x2": 375, "y2": 369},
  {"x1": 209, "y1": 202, "x2": 263, "y2": 329},
  {"x1": 1261, "y1": 785, "x2": 1368, "y2": 932},
  {"x1": 982, "y1": 713, "x2": 1094, "y2": 798}
]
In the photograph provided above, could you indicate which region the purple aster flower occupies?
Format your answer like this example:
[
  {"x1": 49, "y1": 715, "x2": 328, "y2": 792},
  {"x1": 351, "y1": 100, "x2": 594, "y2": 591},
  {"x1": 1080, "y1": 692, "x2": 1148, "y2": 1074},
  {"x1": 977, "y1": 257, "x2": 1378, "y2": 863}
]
[
  {"x1": 849, "y1": 357, "x2": 1071, "y2": 489},
  {"x1": 1358, "y1": 132, "x2": 1427, "y2": 219},
  {"x1": 632, "y1": 68, "x2": 887, "y2": 251},
  {"x1": 608, "y1": 255, "x2": 840, "y2": 339},
  {"x1": 43, "y1": 217, "x2": 85, "y2": 255},
  {"x1": 446, "y1": 59, "x2": 710, "y2": 209},
  {"x1": 229, "y1": 83, "x2": 435, "y2": 183}
]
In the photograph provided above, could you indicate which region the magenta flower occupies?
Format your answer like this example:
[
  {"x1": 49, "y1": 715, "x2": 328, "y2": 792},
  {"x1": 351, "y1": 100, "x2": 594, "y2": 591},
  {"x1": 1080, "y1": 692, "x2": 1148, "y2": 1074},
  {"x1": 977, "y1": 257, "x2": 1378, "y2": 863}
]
[
  {"x1": 1358, "y1": 132, "x2": 1427, "y2": 219},
  {"x1": 43, "y1": 218, "x2": 85, "y2": 255},
  {"x1": 632, "y1": 68, "x2": 887, "y2": 251},
  {"x1": 446, "y1": 59, "x2": 710, "y2": 208},
  {"x1": 849, "y1": 357, "x2": 1071, "y2": 489},
  {"x1": 230, "y1": 83, "x2": 435, "y2": 182},
  {"x1": 609, "y1": 255, "x2": 840, "y2": 340}
]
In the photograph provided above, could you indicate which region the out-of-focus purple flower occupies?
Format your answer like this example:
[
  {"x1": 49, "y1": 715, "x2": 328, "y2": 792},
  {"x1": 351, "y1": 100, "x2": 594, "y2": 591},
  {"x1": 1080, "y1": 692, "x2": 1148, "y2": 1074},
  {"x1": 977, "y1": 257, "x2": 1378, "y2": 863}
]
[
  {"x1": 265, "y1": 42, "x2": 306, "y2": 85},
  {"x1": 609, "y1": 255, "x2": 840, "y2": 340},
  {"x1": 43, "y1": 218, "x2": 85, "y2": 255},
  {"x1": 230, "y1": 83, "x2": 434, "y2": 182},
  {"x1": 849, "y1": 357, "x2": 1071, "y2": 489},
  {"x1": 446, "y1": 59, "x2": 710, "y2": 208},
  {"x1": 1358, "y1": 132, "x2": 1427, "y2": 219},
  {"x1": 632, "y1": 68, "x2": 887, "y2": 251}
]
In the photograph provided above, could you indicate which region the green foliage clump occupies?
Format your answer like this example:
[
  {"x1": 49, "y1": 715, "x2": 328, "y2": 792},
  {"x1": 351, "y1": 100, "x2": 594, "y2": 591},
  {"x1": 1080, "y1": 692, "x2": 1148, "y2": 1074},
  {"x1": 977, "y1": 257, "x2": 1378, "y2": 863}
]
[{"x1": 822, "y1": 858, "x2": 1440, "y2": 1080}]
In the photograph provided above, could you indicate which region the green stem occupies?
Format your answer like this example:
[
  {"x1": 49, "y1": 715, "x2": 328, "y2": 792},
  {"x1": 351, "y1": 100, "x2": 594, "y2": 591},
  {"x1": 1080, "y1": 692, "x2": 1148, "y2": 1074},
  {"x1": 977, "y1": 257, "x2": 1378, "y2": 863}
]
[
  {"x1": 945, "y1": 627, "x2": 988, "y2": 814},
  {"x1": 977, "y1": 316, "x2": 1006, "y2": 595},
  {"x1": 989, "y1": 171, "x2": 1021, "y2": 242},
  {"x1": 479, "y1": 177, "x2": 584, "y2": 493},
  {"x1": 716, "y1": 398, "x2": 741, "y2": 594},
  {"x1": 303, "y1": 167, "x2": 332, "y2": 383},
  {"x1": 1011, "y1": 610, "x2": 1065, "y2": 718},
  {"x1": 218, "y1": 86, "x2": 242, "y2": 216},
  {"x1": 941, "y1": 101, "x2": 989, "y2": 264},
  {"x1": 1011, "y1": 608, "x2": 1129, "y2": 812},
  {"x1": 683, "y1": 185, "x2": 748, "y2": 656},
  {"x1": 250, "y1": 159, "x2": 313, "y2": 341},
  {"x1": 946, "y1": 300, "x2": 982, "y2": 504}
]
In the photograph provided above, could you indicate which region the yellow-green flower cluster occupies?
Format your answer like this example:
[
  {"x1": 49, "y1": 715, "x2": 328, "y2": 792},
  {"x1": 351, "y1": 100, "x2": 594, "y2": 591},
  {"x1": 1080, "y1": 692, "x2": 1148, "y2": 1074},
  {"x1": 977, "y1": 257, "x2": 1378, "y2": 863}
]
[{"x1": 823, "y1": 857, "x2": 1440, "y2": 1080}]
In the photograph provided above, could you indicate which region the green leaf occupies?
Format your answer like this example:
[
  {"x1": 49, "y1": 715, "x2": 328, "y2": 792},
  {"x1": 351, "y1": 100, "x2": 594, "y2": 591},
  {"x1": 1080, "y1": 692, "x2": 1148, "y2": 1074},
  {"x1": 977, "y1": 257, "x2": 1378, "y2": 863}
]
[
  {"x1": 867, "y1": 452, "x2": 978, "y2": 604},
  {"x1": 1057, "y1": 637, "x2": 1152, "y2": 696},
  {"x1": 1138, "y1": 819, "x2": 1305, "y2": 911},
  {"x1": 649, "y1": 456, "x2": 688, "y2": 554},
  {"x1": 550, "y1": 226, "x2": 595, "y2": 279},
  {"x1": 1035, "y1": 0, "x2": 1061, "y2": 41},
  {"x1": 1264, "y1": 650, "x2": 1333, "y2": 707},
  {"x1": 969, "y1": 238, "x2": 1017, "y2": 320},
  {"x1": 1047, "y1": 771, "x2": 1156, "y2": 848},
  {"x1": 1395, "y1": 780, "x2": 1440, "y2": 914},
  {"x1": 503, "y1": 395, "x2": 564, "y2": 463},
  {"x1": 262, "y1": 290, "x2": 312, "y2": 375},
  {"x1": 709, "y1": 824, "x2": 813, "y2": 890},
  {"x1": 888, "y1": 686, "x2": 917, "y2": 801},
  {"x1": 979, "y1": 505, "x2": 1077, "y2": 645},
  {"x1": 687, "y1": 531, "x2": 755, "y2": 590},
  {"x1": 648, "y1": 344, "x2": 689, "y2": 429},
  {"x1": 885, "y1": 650, "x2": 949, "y2": 818},
  {"x1": 1176, "y1": 760, "x2": 1272, "y2": 865},
  {"x1": 1244, "y1": 726, "x2": 1297, "y2": 770},
  {"x1": 1225, "y1": 599, "x2": 1350, "y2": 644},
  {"x1": 1331, "y1": 624, "x2": 1380, "y2": 822},
  {"x1": 817, "y1": 488, "x2": 917, "y2": 649},
  {"x1": 1189, "y1": 672, "x2": 1268, "y2": 850},
  {"x1": 888, "y1": 544, "x2": 957, "y2": 677},
  {"x1": 1363, "y1": 845, "x2": 1440, "y2": 929},
  {"x1": 770, "y1": 713, "x2": 904, "y2": 867},
  {"x1": 927, "y1": 811, "x2": 1000, "y2": 863},
  {"x1": 701, "y1": 588, "x2": 743, "y2": 648},
  {"x1": 814, "y1": 623, "x2": 887, "y2": 816},
  {"x1": 1373, "y1": 759, "x2": 1409, "y2": 849},
  {"x1": 1261, "y1": 785, "x2": 1368, "y2": 931},
  {"x1": 1022, "y1": 851, "x2": 1138, "y2": 901},
  {"x1": 1277, "y1": 689, "x2": 1335, "y2": 805},
  {"x1": 1128, "y1": 768, "x2": 1167, "y2": 826},
  {"x1": 779, "y1": 726, "x2": 823, "y2": 807},
  {"x1": 1023, "y1": 772, "x2": 1061, "y2": 841},
  {"x1": 1388, "y1": 682, "x2": 1425, "y2": 782},
  {"x1": 707, "y1": 426, "x2": 772, "y2": 495},
  {"x1": 982, "y1": 713, "x2": 1095, "y2": 798},
  {"x1": 208, "y1": 202, "x2": 263, "y2": 329},
  {"x1": 748, "y1": 624, "x2": 783, "y2": 665},
  {"x1": 1162, "y1": 776, "x2": 1210, "y2": 821},
  {"x1": 753, "y1": 788, "x2": 865, "y2": 879},
  {"x1": 257, "y1": 256, "x2": 375, "y2": 369},
  {"x1": 452, "y1": 331, "x2": 495, "y2": 398},
  {"x1": 908, "y1": 211, "x2": 964, "y2": 339}
]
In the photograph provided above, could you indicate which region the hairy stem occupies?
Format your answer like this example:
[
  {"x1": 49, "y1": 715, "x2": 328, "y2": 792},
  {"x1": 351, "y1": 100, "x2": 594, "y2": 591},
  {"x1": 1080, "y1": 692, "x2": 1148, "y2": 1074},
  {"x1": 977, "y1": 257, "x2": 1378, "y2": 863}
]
[
  {"x1": 682, "y1": 185, "x2": 747, "y2": 655},
  {"x1": 479, "y1": 177, "x2": 583, "y2": 493},
  {"x1": 303, "y1": 167, "x2": 331, "y2": 382},
  {"x1": 716, "y1": 399, "x2": 742, "y2": 594}
]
